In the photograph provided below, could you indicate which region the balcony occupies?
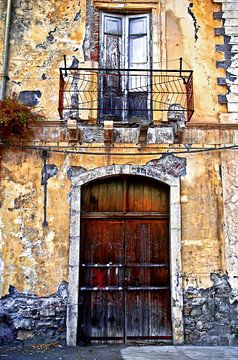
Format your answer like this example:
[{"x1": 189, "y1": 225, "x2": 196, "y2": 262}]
[{"x1": 58, "y1": 68, "x2": 194, "y2": 124}]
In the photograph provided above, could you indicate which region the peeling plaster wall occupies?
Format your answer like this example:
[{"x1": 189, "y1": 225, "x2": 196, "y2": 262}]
[
  {"x1": 1, "y1": 145, "x2": 238, "y2": 345},
  {"x1": 181, "y1": 152, "x2": 225, "y2": 289},
  {"x1": 0, "y1": 0, "x2": 85, "y2": 118},
  {"x1": 1, "y1": 0, "x2": 238, "y2": 347},
  {"x1": 0, "y1": 150, "x2": 70, "y2": 297},
  {"x1": 166, "y1": 0, "x2": 225, "y2": 121},
  {"x1": 0, "y1": 148, "x2": 227, "y2": 295},
  {"x1": 0, "y1": 0, "x2": 226, "y2": 121},
  {"x1": 221, "y1": 150, "x2": 238, "y2": 300}
]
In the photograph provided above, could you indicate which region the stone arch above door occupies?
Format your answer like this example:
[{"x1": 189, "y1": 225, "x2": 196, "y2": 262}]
[{"x1": 66, "y1": 156, "x2": 186, "y2": 346}]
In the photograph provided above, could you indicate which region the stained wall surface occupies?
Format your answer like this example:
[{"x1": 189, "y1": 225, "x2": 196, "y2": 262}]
[
  {"x1": 0, "y1": 0, "x2": 238, "y2": 347},
  {"x1": 0, "y1": 0, "x2": 227, "y2": 121}
]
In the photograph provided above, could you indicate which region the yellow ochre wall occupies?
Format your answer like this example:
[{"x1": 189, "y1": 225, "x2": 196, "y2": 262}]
[
  {"x1": 0, "y1": 0, "x2": 225, "y2": 121},
  {"x1": 0, "y1": 146, "x2": 232, "y2": 296},
  {"x1": 0, "y1": 0, "x2": 237, "y2": 299}
]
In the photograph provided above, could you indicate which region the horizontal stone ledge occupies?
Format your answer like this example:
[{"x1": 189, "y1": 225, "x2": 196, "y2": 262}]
[
  {"x1": 228, "y1": 84, "x2": 238, "y2": 93},
  {"x1": 223, "y1": 4, "x2": 238, "y2": 11},
  {"x1": 231, "y1": 45, "x2": 238, "y2": 52},
  {"x1": 214, "y1": 0, "x2": 236, "y2": 2},
  {"x1": 227, "y1": 67, "x2": 238, "y2": 75},
  {"x1": 93, "y1": 2, "x2": 157, "y2": 9},
  {"x1": 230, "y1": 55, "x2": 238, "y2": 67},
  {"x1": 224, "y1": 26, "x2": 238, "y2": 35},
  {"x1": 226, "y1": 75, "x2": 238, "y2": 84},
  {"x1": 224, "y1": 18, "x2": 238, "y2": 26},
  {"x1": 223, "y1": 10, "x2": 238, "y2": 19},
  {"x1": 227, "y1": 93, "x2": 238, "y2": 102},
  {"x1": 219, "y1": 113, "x2": 238, "y2": 123},
  {"x1": 229, "y1": 36, "x2": 238, "y2": 44},
  {"x1": 227, "y1": 102, "x2": 238, "y2": 112}
]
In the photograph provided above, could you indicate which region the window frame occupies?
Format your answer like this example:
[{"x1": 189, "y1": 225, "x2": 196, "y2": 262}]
[{"x1": 99, "y1": 11, "x2": 152, "y2": 124}]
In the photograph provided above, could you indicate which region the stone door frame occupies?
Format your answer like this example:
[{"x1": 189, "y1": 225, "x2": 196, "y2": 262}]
[{"x1": 66, "y1": 163, "x2": 184, "y2": 346}]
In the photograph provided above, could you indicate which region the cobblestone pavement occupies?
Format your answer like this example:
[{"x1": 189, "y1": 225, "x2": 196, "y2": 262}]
[{"x1": 1, "y1": 345, "x2": 238, "y2": 360}]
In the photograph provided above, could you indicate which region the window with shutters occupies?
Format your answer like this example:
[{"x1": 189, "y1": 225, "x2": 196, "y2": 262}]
[
  {"x1": 58, "y1": 8, "x2": 194, "y2": 125},
  {"x1": 99, "y1": 13, "x2": 152, "y2": 123}
]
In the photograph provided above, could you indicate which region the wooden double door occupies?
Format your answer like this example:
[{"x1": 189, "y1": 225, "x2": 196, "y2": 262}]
[{"x1": 78, "y1": 175, "x2": 172, "y2": 343}]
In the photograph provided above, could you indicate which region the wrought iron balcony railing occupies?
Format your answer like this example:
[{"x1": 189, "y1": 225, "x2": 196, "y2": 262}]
[{"x1": 58, "y1": 68, "x2": 194, "y2": 123}]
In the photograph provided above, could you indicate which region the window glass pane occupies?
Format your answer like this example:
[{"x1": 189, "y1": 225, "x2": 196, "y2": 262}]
[
  {"x1": 129, "y1": 36, "x2": 147, "y2": 65},
  {"x1": 105, "y1": 16, "x2": 122, "y2": 35},
  {"x1": 129, "y1": 17, "x2": 147, "y2": 36}
]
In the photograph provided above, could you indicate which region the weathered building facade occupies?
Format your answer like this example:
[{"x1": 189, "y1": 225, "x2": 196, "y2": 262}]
[{"x1": 0, "y1": 0, "x2": 238, "y2": 347}]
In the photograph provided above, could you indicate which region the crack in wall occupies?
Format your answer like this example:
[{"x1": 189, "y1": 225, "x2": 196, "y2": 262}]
[{"x1": 188, "y1": 3, "x2": 200, "y2": 42}]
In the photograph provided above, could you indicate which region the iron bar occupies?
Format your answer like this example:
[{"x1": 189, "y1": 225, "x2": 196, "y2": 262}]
[
  {"x1": 179, "y1": 57, "x2": 183, "y2": 77},
  {"x1": 41, "y1": 150, "x2": 49, "y2": 227},
  {"x1": 63, "y1": 55, "x2": 67, "y2": 77},
  {"x1": 60, "y1": 67, "x2": 193, "y2": 73},
  {"x1": 81, "y1": 263, "x2": 168, "y2": 268},
  {"x1": 79, "y1": 286, "x2": 169, "y2": 291},
  {"x1": 81, "y1": 211, "x2": 169, "y2": 219}
]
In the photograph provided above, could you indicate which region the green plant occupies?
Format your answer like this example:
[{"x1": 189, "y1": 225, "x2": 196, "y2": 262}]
[
  {"x1": 0, "y1": 96, "x2": 43, "y2": 144},
  {"x1": 235, "y1": 327, "x2": 238, "y2": 339}
]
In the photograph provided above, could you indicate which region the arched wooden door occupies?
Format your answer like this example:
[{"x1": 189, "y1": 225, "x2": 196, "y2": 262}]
[{"x1": 78, "y1": 175, "x2": 172, "y2": 344}]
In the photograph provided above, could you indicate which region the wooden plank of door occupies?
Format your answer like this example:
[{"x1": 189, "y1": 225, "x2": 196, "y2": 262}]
[
  {"x1": 81, "y1": 177, "x2": 124, "y2": 213},
  {"x1": 79, "y1": 219, "x2": 125, "y2": 343},
  {"x1": 127, "y1": 176, "x2": 169, "y2": 213},
  {"x1": 125, "y1": 219, "x2": 172, "y2": 339}
]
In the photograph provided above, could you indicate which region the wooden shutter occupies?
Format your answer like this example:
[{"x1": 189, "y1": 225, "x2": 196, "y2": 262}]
[
  {"x1": 127, "y1": 15, "x2": 150, "y2": 70},
  {"x1": 127, "y1": 15, "x2": 151, "y2": 119},
  {"x1": 100, "y1": 13, "x2": 151, "y2": 121},
  {"x1": 100, "y1": 14, "x2": 123, "y2": 119}
]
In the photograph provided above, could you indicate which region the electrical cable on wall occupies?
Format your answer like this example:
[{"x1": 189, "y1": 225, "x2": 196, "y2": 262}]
[{"x1": 3, "y1": 143, "x2": 238, "y2": 156}]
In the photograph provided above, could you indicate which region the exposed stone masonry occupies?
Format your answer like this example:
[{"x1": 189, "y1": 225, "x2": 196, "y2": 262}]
[
  {"x1": 0, "y1": 282, "x2": 68, "y2": 346},
  {"x1": 214, "y1": 0, "x2": 238, "y2": 114},
  {"x1": 184, "y1": 274, "x2": 238, "y2": 345}
]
